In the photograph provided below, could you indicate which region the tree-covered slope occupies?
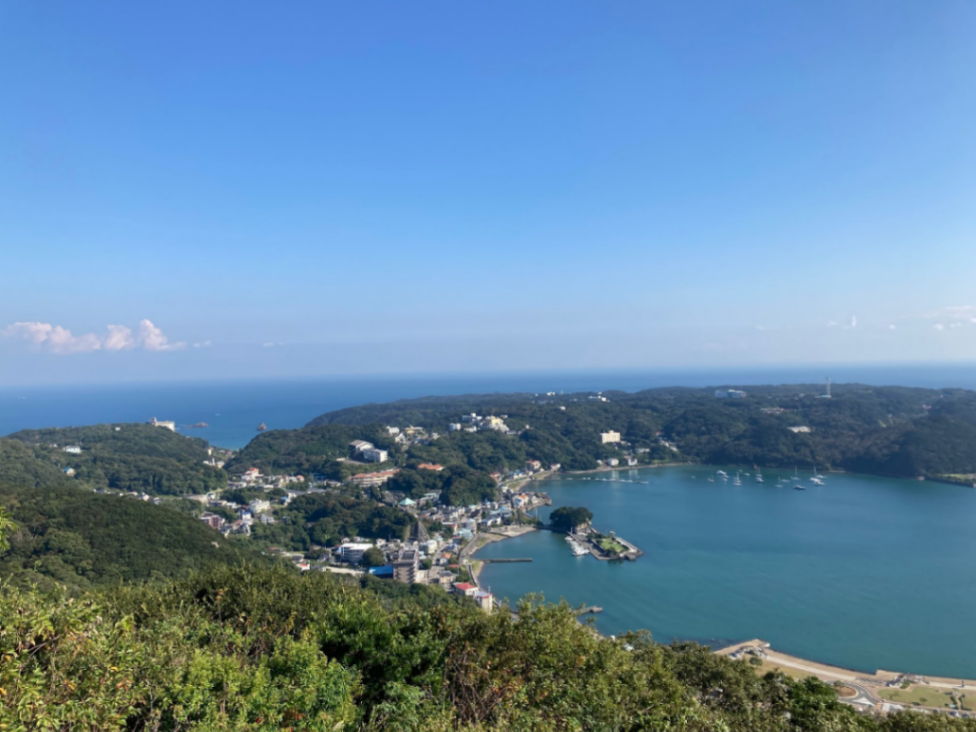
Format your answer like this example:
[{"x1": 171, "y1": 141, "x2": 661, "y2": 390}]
[
  {"x1": 223, "y1": 424, "x2": 399, "y2": 477},
  {"x1": 2, "y1": 563, "x2": 972, "y2": 731},
  {"x1": 0, "y1": 482, "x2": 264, "y2": 592},
  {"x1": 0, "y1": 438, "x2": 72, "y2": 488},
  {"x1": 294, "y1": 384, "x2": 976, "y2": 479},
  {"x1": 2, "y1": 423, "x2": 227, "y2": 495}
]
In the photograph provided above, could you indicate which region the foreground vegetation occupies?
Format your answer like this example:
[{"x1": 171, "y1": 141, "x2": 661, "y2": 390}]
[{"x1": 5, "y1": 562, "x2": 976, "y2": 731}]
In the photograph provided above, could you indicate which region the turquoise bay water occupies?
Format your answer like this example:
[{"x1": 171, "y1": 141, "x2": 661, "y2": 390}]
[{"x1": 477, "y1": 467, "x2": 976, "y2": 678}]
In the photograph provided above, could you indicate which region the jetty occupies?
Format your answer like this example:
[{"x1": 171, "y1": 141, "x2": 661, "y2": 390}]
[{"x1": 480, "y1": 558, "x2": 532, "y2": 564}]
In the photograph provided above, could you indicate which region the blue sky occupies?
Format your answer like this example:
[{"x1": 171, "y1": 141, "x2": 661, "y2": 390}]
[{"x1": 2, "y1": 1, "x2": 975, "y2": 384}]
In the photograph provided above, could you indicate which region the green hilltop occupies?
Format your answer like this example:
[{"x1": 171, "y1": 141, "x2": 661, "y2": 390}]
[
  {"x1": 287, "y1": 384, "x2": 976, "y2": 481},
  {"x1": 1, "y1": 422, "x2": 227, "y2": 495}
]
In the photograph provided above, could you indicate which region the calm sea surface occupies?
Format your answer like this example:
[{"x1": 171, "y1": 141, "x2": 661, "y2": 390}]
[
  {"x1": 477, "y1": 466, "x2": 976, "y2": 678},
  {"x1": 3, "y1": 363, "x2": 976, "y2": 449}
]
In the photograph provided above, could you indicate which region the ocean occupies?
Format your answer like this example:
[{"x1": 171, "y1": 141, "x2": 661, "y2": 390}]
[{"x1": 3, "y1": 363, "x2": 976, "y2": 449}]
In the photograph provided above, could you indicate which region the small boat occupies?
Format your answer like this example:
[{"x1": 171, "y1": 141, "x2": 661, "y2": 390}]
[
  {"x1": 566, "y1": 536, "x2": 589, "y2": 556},
  {"x1": 707, "y1": 477, "x2": 715, "y2": 483},
  {"x1": 732, "y1": 471, "x2": 742, "y2": 486},
  {"x1": 716, "y1": 470, "x2": 728, "y2": 477},
  {"x1": 755, "y1": 472, "x2": 764, "y2": 484},
  {"x1": 793, "y1": 484, "x2": 806, "y2": 491},
  {"x1": 810, "y1": 477, "x2": 824, "y2": 486}
]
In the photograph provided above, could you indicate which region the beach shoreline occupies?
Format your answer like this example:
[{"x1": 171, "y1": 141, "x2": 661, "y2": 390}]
[
  {"x1": 465, "y1": 525, "x2": 538, "y2": 583},
  {"x1": 715, "y1": 639, "x2": 976, "y2": 714}
]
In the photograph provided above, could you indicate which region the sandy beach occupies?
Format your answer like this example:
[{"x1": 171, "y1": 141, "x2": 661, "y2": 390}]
[
  {"x1": 465, "y1": 525, "x2": 538, "y2": 583},
  {"x1": 716, "y1": 639, "x2": 976, "y2": 714}
]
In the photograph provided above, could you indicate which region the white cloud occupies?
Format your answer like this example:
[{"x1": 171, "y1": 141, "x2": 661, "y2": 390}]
[
  {"x1": 138, "y1": 319, "x2": 186, "y2": 351},
  {"x1": 104, "y1": 324, "x2": 136, "y2": 351},
  {"x1": 3, "y1": 322, "x2": 102, "y2": 354},
  {"x1": 826, "y1": 320, "x2": 838, "y2": 327},
  {"x1": 919, "y1": 306, "x2": 976, "y2": 324},
  {"x1": 4, "y1": 319, "x2": 190, "y2": 355},
  {"x1": 933, "y1": 323, "x2": 945, "y2": 331},
  {"x1": 888, "y1": 324, "x2": 896, "y2": 330},
  {"x1": 941, "y1": 306, "x2": 976, "y2": 320},
  {"x1": 193, "y1": 340, "x2": 212, "y2": 348},
  {"x1": 850, "y1": 315, "x2": 857, "y2": 328},
  {"x1": 3, "y1": 322, "x2": 54, "y2": 344}
]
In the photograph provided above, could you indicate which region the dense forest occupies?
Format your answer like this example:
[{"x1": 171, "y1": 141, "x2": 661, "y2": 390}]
[
  {"x1": 0, "y1": 482, "x2": 264, "y2": 592},
  {"x1": 3, "y1": 561, "x2": 974, "y2": 731},
  {"x1": 274, "y1": 384, "x2": 976, "y2": 480},
  {"x1": 386, "y1": 464, "x2": 498, "y2": 506},
  {"x1": 1, "y1": 423, "x2": 227, "y2": 496}
]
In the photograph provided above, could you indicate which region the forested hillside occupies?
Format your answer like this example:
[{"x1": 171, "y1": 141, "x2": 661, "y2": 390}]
[
  {"x1": 0, "y1": 482, "x2": 264, "y2": 591},
  {"x1": 3, "y1": 563, "x2": 972, "y2": 731},
  {"x1": 222, "y1": 424, "x2": 400, "y2": 478},
  {"x1": 1, "y1": 423, "x2": 227, "y2": 495},
  {"x1": 291, "y1": 384, "x2": 976, "y2": 480}
]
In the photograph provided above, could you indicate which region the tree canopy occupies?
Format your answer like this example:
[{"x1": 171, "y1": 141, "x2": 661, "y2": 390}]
[
  {"x1": 2, "y1": 563, "x2": 971, "y2": 731},
  {"x1": 1, "y1": 423, "x2": 226, "y2": 496},
  {"x1": 549, "y1": 506, "x2": 594, "y2": 532},
  {"x1": 0, "y1": 482, "x2": 265, "y2": 592}
]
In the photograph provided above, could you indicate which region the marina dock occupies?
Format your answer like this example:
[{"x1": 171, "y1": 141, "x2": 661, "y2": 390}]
[{"x1": 480, "y1": 558, "x2": 532, "y2": 564}]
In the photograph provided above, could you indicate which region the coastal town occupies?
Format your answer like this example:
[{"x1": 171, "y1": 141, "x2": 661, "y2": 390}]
[
  {"x1": 193, "y1": 454, "x2": 553, "y2": 611},
  {"x1": 162, "y1": 412, "x2": 656, "y2": 610}
]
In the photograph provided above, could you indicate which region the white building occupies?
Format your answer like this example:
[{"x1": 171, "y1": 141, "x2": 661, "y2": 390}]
[
  {"x1": 248, "y1": 499, "x2": 271, "y2": 513},
  {"x1": 714, "y1": 389, "x2": 747, "y2": 399},
  {"x1": 600, "y1": 431, "x2": 621, "y2": 444},
  {"x1": 362, "y1": 448, "x2": 389, "y2": 463},
  {"x1": 473, "y1": 590, "x2": 494, "y2": 613},
  {"x1": 485, "y1": 416, "x2": 508, "y2": 432},
  {"x1": 788, "y1": 426, "x2": 812, "y2": 433},
  {"x1": 448, "y1": 423, "x2": 462, "y2": 432},
  {"x1": 337, "y1": 543, "x2": 374, "y2": 564},
  {"x1": 147, "y1": 417, "x2": 177, "y2": 431},
  {"x1": 63, "y1": 445, "x2": 82, "y2": 455}
]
